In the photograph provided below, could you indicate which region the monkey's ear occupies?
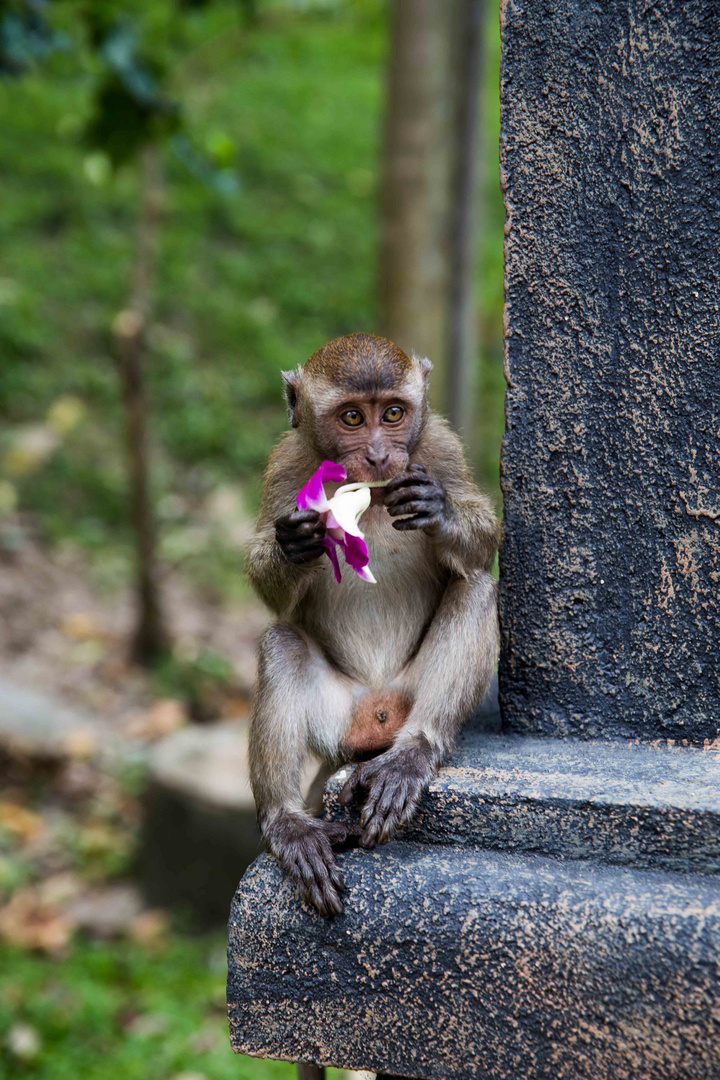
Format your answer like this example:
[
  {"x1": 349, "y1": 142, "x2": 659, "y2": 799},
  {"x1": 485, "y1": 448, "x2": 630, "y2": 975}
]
[
  {"x1": 415, "y1": 356, "x2": 433, "y2": 380},
  {"x1": 281, "y1": 368, "x2": 302, "y2": 427}
]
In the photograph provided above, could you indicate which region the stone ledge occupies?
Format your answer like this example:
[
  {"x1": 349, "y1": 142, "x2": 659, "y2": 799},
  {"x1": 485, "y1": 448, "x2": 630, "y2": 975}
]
[
  {"x1": 228, "y1": 844, "x2": 720, "y2": 1079},
  {"x1": 325, "y1": 732, "x2": 720, "y2": 874}
]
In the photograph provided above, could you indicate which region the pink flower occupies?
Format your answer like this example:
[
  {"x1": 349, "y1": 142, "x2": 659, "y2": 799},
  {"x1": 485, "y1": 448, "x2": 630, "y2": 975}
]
[{"x1": 296, "y1": 461, "x2": 376, "y2": 584}]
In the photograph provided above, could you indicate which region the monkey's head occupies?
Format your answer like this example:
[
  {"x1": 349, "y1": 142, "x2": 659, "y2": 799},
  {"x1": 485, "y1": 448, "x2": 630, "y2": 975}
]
[{"x1": 282, "y1": 333, "x2": 432, "y2": 482}]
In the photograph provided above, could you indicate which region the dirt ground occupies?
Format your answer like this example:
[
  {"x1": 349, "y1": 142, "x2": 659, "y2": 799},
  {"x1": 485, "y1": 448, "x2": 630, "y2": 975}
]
[{"x1": 0, "y1": 515, "x2": 269, "y2": 730}]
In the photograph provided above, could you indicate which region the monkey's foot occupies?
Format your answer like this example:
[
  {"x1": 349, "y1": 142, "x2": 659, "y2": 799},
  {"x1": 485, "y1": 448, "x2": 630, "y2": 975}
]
[
  {"x1": 264, "y1": 812, "x2": 362, "y2": 918},
  {"x1": 338, "y1": 735, "x2": 436, "y2": 848}
]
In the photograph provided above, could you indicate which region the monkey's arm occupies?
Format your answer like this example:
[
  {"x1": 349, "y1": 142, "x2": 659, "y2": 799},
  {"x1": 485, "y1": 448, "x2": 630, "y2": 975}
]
[
  {"x1": 384, "y1": 415, "x2": 499, "y2": 578},
  {"x1": 246, "y1": 436, "x2": 323, "y2": 615},
  {"x1": 250, "y1": 624, "x2": 361, "y2": 916}
]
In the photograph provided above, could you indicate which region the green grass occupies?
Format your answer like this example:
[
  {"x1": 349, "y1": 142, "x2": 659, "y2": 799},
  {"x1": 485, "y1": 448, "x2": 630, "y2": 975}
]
[
  {"x1": 0, "y1": 933, "x2": 351, "y2": 1079},
  {"x1": 0, "y1": 0, "x2": 505, "y2": 577}
]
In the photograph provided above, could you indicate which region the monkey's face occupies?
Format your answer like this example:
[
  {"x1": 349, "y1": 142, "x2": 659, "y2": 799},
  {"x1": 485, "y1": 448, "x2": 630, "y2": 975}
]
[
  {"x1": 282, "y1": 334, "x2": 432, "y2": 481},
  {"x1": 318, "y1": 391, "x2": 421, "y2": 482}
]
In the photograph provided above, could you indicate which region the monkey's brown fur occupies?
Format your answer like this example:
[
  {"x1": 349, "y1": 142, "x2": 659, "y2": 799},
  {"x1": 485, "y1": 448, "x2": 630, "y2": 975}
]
[
  {"x1": 247, "y1": 333, "x2": 499, "y2": 916},
  {"x1": 305, "y1": 332, "x2": 413, "y2": 391}
]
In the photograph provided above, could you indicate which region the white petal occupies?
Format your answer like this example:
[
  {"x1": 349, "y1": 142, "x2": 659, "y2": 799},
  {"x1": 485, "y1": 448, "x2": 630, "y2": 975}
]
[{"x1": 326, "y1": 484, "x2": 371, "y2": 538}]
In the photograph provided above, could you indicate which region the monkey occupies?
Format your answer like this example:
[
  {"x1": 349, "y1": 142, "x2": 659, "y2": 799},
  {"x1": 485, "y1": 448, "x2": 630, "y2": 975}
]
[{"x1": 246, "y1": 333, "x2": 498, "y2": 917}]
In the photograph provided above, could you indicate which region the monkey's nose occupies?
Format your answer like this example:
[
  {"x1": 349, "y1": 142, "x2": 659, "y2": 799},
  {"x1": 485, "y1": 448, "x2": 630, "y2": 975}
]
[{"x1": 365, "y1": 449, "x2": 389, "y2": 468}]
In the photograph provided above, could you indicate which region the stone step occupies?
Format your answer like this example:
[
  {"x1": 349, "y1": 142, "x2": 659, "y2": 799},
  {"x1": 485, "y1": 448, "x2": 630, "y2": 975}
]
[
  {"x1": 325, "y1": 728, "x2": 720, "y2": 874},
  {"x1": 228, "y1": 843, "x2": 720, "y2": 1080}
]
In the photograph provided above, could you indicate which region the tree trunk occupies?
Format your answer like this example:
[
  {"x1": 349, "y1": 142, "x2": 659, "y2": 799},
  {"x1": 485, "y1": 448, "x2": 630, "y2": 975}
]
[
  {"x1": 445, "y1": 0, "x2": 486, "y2": 443},
  {"x1": 380, "y1": 0, "x2": 455, "y2": 409},
  {"x1": 114, "y1": 143, "x2": 168, "y2": 666}
]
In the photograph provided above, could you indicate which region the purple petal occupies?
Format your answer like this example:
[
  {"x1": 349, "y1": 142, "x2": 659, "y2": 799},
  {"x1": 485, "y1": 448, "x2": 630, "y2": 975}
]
[
  {"x1": 296, "y1": 460, "x2": 347, "y2": 511},
  {"x1": 340, "y1": 532, "x2": 371, "y2": 575},
  {"x1": 322, "y1": 537, "x2": 343, "y2": 583}
]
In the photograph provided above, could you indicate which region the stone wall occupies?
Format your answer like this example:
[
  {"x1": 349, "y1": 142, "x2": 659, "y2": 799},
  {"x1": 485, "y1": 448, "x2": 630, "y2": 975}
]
[{"x1": 499, "y1": 0, "x2": 720, "y2": 743}]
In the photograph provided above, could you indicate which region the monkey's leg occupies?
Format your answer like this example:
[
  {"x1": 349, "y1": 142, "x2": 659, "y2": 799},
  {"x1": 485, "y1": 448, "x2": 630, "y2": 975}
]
[
  {"x1": 340, "y1": 570, "x2": 497, "y2": 847},
  {"x1": 250, "y1": 622, "x2": 362, "y2": 916}
]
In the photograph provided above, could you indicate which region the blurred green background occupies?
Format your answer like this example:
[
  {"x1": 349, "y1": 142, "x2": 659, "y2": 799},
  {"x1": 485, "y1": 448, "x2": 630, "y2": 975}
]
[{"x1": 0, "y1": 1, "x2": 504, "y2": 1077}]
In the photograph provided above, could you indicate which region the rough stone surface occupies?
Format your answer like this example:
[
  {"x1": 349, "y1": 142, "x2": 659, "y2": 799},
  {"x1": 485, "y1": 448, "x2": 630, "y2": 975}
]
[
  {"x1": 325, "y1": 728, "x2": 720, "y2": 874},
  {"x1": 228, "y1": 845, "x2": 720, "y2": 1079},
  {"x1": 499, "y1": 0, "x2": 720, "y2": 742}
]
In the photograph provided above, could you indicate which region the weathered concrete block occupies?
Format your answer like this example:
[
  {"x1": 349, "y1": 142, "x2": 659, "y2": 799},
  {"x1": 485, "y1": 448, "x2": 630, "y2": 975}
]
[
  {"x1": 140, "y1": 723, "x2": 261, "y2": 925},
  {"x1": 325, "y1": 728, "x2": 720, "y2": 874},
  {"x1": 140, "y1": 722, "x2": 320, "y2": 924},
  {"x1": 499, "y1": 0, "x2": 720, "y2": 742},
  {"x1": 228, "y1": 844, "x2": 720, "y2": 1080}
]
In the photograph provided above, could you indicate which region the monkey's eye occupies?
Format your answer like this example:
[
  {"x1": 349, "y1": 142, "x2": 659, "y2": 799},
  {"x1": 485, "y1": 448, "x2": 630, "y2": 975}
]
[
  {"x1": 340, "y1": 409, "x2": 364, "y2": 427},
  {"x1": 382, "y1": 405, "x2": 405, "y2": 424}
]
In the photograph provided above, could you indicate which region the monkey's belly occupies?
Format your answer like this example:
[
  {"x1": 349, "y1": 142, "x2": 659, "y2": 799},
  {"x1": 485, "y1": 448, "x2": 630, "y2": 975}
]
[
  {"x1": 299, "y1": 525, "x2": 445, "y2": 685},
  {"x1": 340, "y1": 690, "x2": 412, "y2": 754}
]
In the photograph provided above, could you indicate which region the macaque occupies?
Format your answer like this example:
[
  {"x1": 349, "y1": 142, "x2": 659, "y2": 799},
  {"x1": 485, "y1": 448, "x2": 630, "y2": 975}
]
[{"x1": 247, "y1": 333, "x2": 498, "y2": 916}]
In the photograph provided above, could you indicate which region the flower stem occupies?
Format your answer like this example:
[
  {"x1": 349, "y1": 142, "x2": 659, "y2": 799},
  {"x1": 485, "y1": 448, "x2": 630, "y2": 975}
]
[{"x1": 337, "y1": 480, "x2": 392, "y2": 493}]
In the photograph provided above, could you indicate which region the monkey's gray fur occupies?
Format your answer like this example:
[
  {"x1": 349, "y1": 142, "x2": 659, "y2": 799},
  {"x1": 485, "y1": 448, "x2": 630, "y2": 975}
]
[{"x1": 246, "y1": 333, "x2": 499, "y2": 916}]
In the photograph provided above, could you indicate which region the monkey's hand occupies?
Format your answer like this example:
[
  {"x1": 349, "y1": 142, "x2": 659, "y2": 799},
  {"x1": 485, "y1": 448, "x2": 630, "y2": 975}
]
[
  {"x1": 275, "y1": 509, "x2": 326, "y2": 565},
  {"x1": 264, "y1": 811, "x2": 362, "y2": 917},
  {"x1": 384, "y1": 465, "x2": 449, "y2": 534},
  {"x1": 338, "y1": 735, "x2": 436, "y2": 848}
]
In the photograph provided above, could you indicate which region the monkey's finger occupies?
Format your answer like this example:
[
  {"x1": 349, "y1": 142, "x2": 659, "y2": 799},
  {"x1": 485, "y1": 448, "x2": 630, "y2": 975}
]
[
  {"x1": 303, "y1": 877, "x2": 340, "y2": 917},
  {"x1": 371, "y1": 775, "x2": 400, "y2": 823},
  {"x1": 378, "y1": 806, "x2": 403, "y2": 845},
  {"x1": 328, "y1": 862, "x2": 345, "y2": 894},
  {"x1": 313, "y1": 838, "x2": 346, "y2": 895},
  {"x1": 397, "y1": 786, "x2": 423, "y2": 828},
  {"x1": 276, "y1": 510, "x2": 320, "y2": 531},
  {"x1": 386, "y1": 500, "x2": 435, "y2": 519},
  {"x1": 325, "y1": 822, "x2": 363, "y2": 849},
  {"x1": 361, "y1": 806, "x2": 390, "y2": 848},
  {"x1": 391, "y1": 514, "x2": 435, "y2": 531},
  {"x1": 338, "y1": 763, "x2": 371, "y2": 805},
  {"x1": 291, "y1": 522, "x2": 324, "y2": 539},
  {"x1": 359, "y1": 773, "x2": 388, "y2": 826},
  {"x1": 294, "y1": 852, "x2": 319, "y2": 887},
  {"x1": 384, "y1": 484, "x2": 432, "y2": 508},
  {"x1": 308, "y1": 850, "x2": 344, "y2": 915},
  {"x1": 385, "y1": 473, "x2": 434, "y2": 493}
]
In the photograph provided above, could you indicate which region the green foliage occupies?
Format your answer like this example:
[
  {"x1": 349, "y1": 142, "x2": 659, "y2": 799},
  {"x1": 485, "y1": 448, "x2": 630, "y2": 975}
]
[
  {"x1": 0, "y1": 0, "x2": 505, "y2": 583},
  {"x1": 0, "y1": 0, "x2": 67, "y2": 76},
  {"x1": 84, "y1": 22, "x2": 180, "y2": 165},
  {"x1": 153, "y1": 646, "x2": 237, "y2": 719},
  {"x1": 0, "y1": 935, "x2": 302, "y2": 1079}
]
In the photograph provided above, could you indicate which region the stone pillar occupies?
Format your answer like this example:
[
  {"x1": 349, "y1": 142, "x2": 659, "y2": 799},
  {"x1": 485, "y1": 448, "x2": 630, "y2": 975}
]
[{"x1": 499, "y1": 0, "x2": 720, "y2": 743}]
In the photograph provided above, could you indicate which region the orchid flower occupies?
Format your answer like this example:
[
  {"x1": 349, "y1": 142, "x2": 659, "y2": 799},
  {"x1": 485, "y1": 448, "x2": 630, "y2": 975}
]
[{"x1": 296, "y1": 460, "x2": 384, "y2": 584}]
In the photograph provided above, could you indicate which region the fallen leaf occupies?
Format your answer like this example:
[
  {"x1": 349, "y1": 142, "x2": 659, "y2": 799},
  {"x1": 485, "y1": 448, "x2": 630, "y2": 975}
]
[
  {"x1": 62, "y1": 728, "x2": 98, "y2": 760},
  {"x1": 125, "y1": 699, "x2": 188, "y2": 741},
  {"x1": 60, "y1": 612, "x2": 104, "y2": 642},
  {"x1": 0, "y1": 801, "x2": 44, "y2": 843},
  {"x1": 0, "y1": 886, "x2": 74, "y2": 954},
  {"x1": 129, "y1": 908, "x2": 168, "y2": 949}
]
